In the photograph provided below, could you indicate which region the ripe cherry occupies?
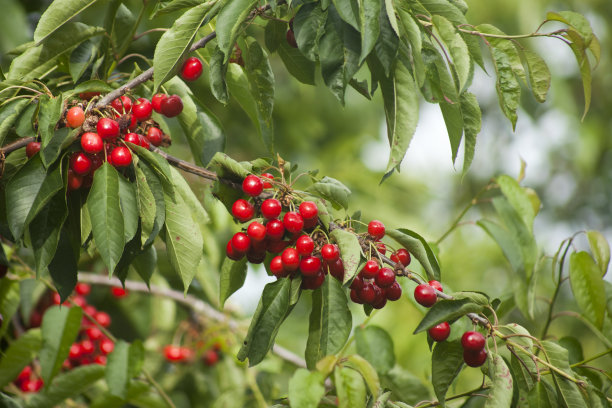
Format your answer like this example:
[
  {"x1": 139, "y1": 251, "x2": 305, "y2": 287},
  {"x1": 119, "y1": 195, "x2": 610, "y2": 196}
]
[
  {"x1": 161, "y1": 94, "x2": 183, "y2": 117},
  {"x1": 70, "y1": 152, "x2": 92, "y2": 175},
  {"x1": 266, "y1": 219, "x2": 285, "y2": 241},
  {"x1": 20, "y1": 379, "x2": 43, "y2": 392},
  {"x1": 132, "y1": 98, "x2": 153, "y2": 121},
  {"x1": 361, "y1": 260, "x2": 379, "y2": 279},
  {"x1": 461, "y1": 331, "x2": 486, "y2": 352},
  {"x1": 350, "y1": 275, "x2": 364, "y2": 291},
  {"x1": 17, "y1": 366, "x2": 32, "y2": 382},
  {"x1": 375, "y1": 242, "x2": 387, "y2": 255},
  {"x1": 66, "y1": 106, "x2": 85, "y2": 128},
  {"x1": 298, "y1": 201, "x2": 318, "y2": 220},
  {"x1": 75, "y1": 282, "x2": 91, "y2": 296},
  {"x1": 110, "y1": 96, "x2": 132, "y2": 114},
  {"x1": 372, "y1": 295, "x2": 387, "y2": 310},
  {"x1": 124, "y1": 132, "x2": 140, "y2": 145},
  {"x1": 111, "y1": 146, "x2": 132, "y2": 167},
  {"x1": 463, "y1": 348, "x2": 487, "y2": 367},
  {"x1": 231, "y1": 199, "x2": 255, "y2": 222},
  {"x1": 359, "y1": 283, "x2": 376, "y2": 304},
  {"x1": 226, "y1": 240, "x2": 244, "y2": 260},
  {"x1": 428, "y1": 322, "x2": 451, "y2": 342},
  {"x1": 111, "y1": 287, "x2": 128, "y2": 298},
  {"x1": 69, "y1": 343, "x2": 82, "y2": 359},
  {"x1": 327, "y1": 258, "x2": 344, "y2": 281},
  {"x1": 247, "y1": 221, "x2": 267, "y2": 242},
  {"x1": 261, "y1": 172, "x2": 274, "y2": 188},
  {"x1": 164, "y1": 345, "x2": 184, "y2": 362},
  {"x1": 429, "y1": 280, "x2": 443, "y2": 292},
  {"x1": 281, "y1": 248, "x2": 300, "y2": 271},
  {"x1": 350, "y1": 289, "x2": 362, "y2": 304},
  {"x1": 385, "y1": 281, "x2": 402, "y2": 301},
  {"x1": 97, "y1": 118, "x2": 120, "y2": 139},
  {"x1": 299, "y1": 256, "x2": 322, "y2": 277},
  {"x1": 286, "y1": 29, "x2": 298, "y2": 48},
  {"x1": 391, "y1": 248, "x2": 411, "y2": 266},
  {"x1": 270, "y1": 256, "x2": 287, "y2": 278},
  {"x1": 375, "y1": 267, "x2": 396, "y2": 288},
  {"x1": 25, "y1": 142, "x2": 41, "y2": 158},
  {"x1": 247, "y1": 247, "x2": 267, "y2": 264},
  {"x1": 80, "y1": 132, "x2": 103, "y2": 154},
  {"x1": 261, "y1": 198, "x2": 282, "y2": 219},
  {"x1": 139, "y1": 134, "x2": 151, "y2": 149},
  {"x1": 203, "y1": 349, "x2": 219, "y2": 366},
  {"x1": 146, "y1": 127, "x2": 163, "y2": 146},
  {"x1": 94, "y1": 311, "x2": 111, "y2": 327},
  {"x1": 242, "y1": 175, "x2": 263, "y2": 197},
  {"x1": 67, "y1": 170, "x2": 83, "y2": 191},
  {"x1": 283, "y1": 211, "x2": 304, "y2": 234},
  {"x1": 320, "y1": 244, "x2": 339, "y2": 262},
  {"x1": 267, "y1": 239, "x2": 289, "y2": 254},
  {"x1": 85, "y1": 327, "x2": 102, "y2": 341},
  {"x1": 100, "y1": 338, "x2": 115, "y2": 354},
  {"x1": 90, "y1": 154, "x2": 104, "y2": 171},
  {"x1": 80, "y1": 340, "x2": 94, "y2": 354},
  {"x1": 302, "y1": 269, "x2": 325, "y2": 290},
  {"x1": 152, "y1": 93, "x2": 167, "y2": 113},
  {"x1": 231, "y1": 232, "x2": 251, "y2": 253},
  {"x1": 414, "y1": 284, "x2": 437, "y2": 307},
  {"x1": 296, "y1": 235, "x2": 314, "y2": 256},
  {"x1": 180, "y1": 57, "x2": 203, "y2": 81},
  {"x1": 368, "y1": 220, "x2": 385, "y2": 239},
  {"x1": 94, "y1": 355, "x2": 107, "y2": 365}
]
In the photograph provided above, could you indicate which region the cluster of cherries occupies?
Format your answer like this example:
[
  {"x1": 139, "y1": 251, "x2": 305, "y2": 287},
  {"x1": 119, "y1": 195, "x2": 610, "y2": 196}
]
[
  {"x1": 163, "y1": 343, "x2": 221, "y2": 367},
  {"x1": 12, "y1": 366, "x2": 43, "y2": 393},
  {"x1": 24, "y1": 92, "x2": 184, "y2": 191}
]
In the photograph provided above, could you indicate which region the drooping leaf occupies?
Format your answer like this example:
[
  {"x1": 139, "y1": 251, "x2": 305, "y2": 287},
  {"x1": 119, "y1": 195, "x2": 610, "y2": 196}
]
[
  {"x1": 331, "y1": 0, "x2": 360, "y2": 30},
  {"x1": 288, "y1": 368, "x2": 326, "y2": 408},
  {"x1": 69, "y1": 37, "x2": 100, "y2": 82},
  {"x1": 431, "y1": 340, "x2": 464, "y2": 406},
  {"x1": 0, "y1": 99, "x2": 28, "y2": 146},
  {"x1": 154, "y1": 0, "x2": 204, "y2": 16},
  {"x1": 355, "y1": 326, "x2": 395, "y2": 374},
  {"x1": 344, "y1": 355, "x2": 381, "y2": 398},
  {"x1": 381, "y1": 365, "x2": 431, "y2": 404},
  {"x1": 359, "y1": 0, "x2": 381, "y2": 63},
  {"x1": 40, "y1": 128, "x2": 79, "y2": 169},
  {"x1": 334, "y1": 366, "x2": 367, "y2": 408},
  {"x1": 386, "y1": 229, "x2": 440, "y2": 281},
  {"x1": 293, "y1": 3, "x2": 328, "y2": 61},
  {"x1": 459, "y1": 92, "x2": 481, "y2": 176},
  {"x1": 432, "y1": 15, "x2": 471, "y2": 92},
  {"x1": 413, "y1": 295, "x2": 488, "y2": 334},
  {"x1": 48, "y1": 228, "x2": 79, "y2": 301},
  {"x1": 118, "y1": 175, "x2": 138, "y2": 244},
  {"x1": 27, "y1": 364, "x2": 105, "y2": 408},
  {"x1": 521, "y1": 49, "x2": 551, "y2": 103},
  {"x1": 496, "y1": 175, "x2": 536, "y2": 233},
  {"x1": 546, "y1": 11, "x2": 593, "y2": 46},
  {"x1": 219, "y1": 257, "x2": 248, "y2": 307},
  {"x1": 330, "y1": 228, "x2": 362, "y2": 284},
  {"x1": 541, "y1": 341, "x2": 587, "y2": 408},
  {"x1": 306, "y1": 176, "x2": 351, "y2": 209},
  {"x1": 527, "y1": 380, "x2": 558, "y2": 408},
  {"x1": 586, "y1": 230, "x2": 610, "y2": 276},
  {"x1": 210, "y1": 47, "x2": 229, "y2": 104},
  {"x1": 216, "y1": 0, "x2": 258, "y2": 61},
  {"x1": 484, "y1": 353, "x2": 513, "y2": 408},
  {"x1": 277, "y1": 41, "x2": 316, "y2": 85},
  {"x1": 0, "y1": 329, "x2": 42, "y2": 388},
  {"x1": 33, "y1": 0, "x2": 101, "y2": 44},
  {"x1": 569, "y1": 252, "x2": 606, "y2": 329},
  {"x1": 29, "y1": 193, "x2": 67, "y2": 275},
  {"x1": 39, "y1": 305, "x2": 82, "y2": 385},
  {"x1": 135, "y1": 161, "x2": 165, "y2": 247}
]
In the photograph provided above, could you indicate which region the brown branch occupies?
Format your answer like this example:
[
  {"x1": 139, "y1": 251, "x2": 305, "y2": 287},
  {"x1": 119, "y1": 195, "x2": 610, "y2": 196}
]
[
  {"x1": 152, "y1": 147, "x2": 218, "y2": 181},
  {"x1": 0, "y1": 136, "x2": 36, "y2": 157}
]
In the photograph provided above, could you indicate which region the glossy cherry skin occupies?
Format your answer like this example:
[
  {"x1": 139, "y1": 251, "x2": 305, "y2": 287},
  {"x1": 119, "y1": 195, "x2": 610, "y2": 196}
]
[
  {"x1": 429, "y1": 280, "x2": 443, "y2": 292},
  {"x1": 111, "y1": 146, "x2": 132, "y2": 167},
  {"x1": 161, "y1": 94, "x2": 183, "y2": 117},
  {"x1": 180, "y1": 57, "x2": 203, "y2": 81},
  {"x1": 359, "y1": 283, "x2": 376, "y2": 304},
  {"x1": 70, "y1": 152, "x2": 92, "y2": 175},
  {"x1": 97, "y1": 118, "x2": 120, "y2": 140},
  {"x1": 66, "y1": 106, "x2": 85, "y2": 128},
  {"x1": 327, "y1": 258, "x2": 345, "y2": 281},
  {"x1": 80, "y1": 132, "x2": 103, "y2": 154},
  {"x1": 100, "y1": 338, "x2": 115, "y2": 354},
  {"x1": 281, "y1": 248, "x2": 300, "y2": 271},
  {"x1": 139, "y1": 134, "x2": 151, "y2": 149},
  {"x1": 270, "y1": 256, "x2": 287, "y2": 278},
  {"x1": 361, "y1": 260, "x2": 379, "y2": 279},
  {"x1": 146, "y1": 127, "x2": 163, "y2": 146},
  {"x1": 391, "y1": 248, "x2": 411, "y2": 266},
  {"x1": 302, "y1": 269, "x2": 325, "y2": 290},
  {"x1": 152, "y1": 93, "x2": 167, "y2": 113},
  {"x1": 414, "y1": 284, "x2": 437, "y2": 307},
  {"x1": 385, "y1": 281, "x2": 402, "y2": 301},
  {"x1": 67, "y1": 170, "x2": 83, "y2": 191},
  {"x1": 261, "y1": 198, "x2": 282, "y2": 219},
  {"x1": 375, "y1": 267, "x2": 396, "y2": 288},
  {"x1": 296, "y1": 235, "x2": 315, "y2": 256},
  {"x1": 132, "y1": 98, "x2": 153, "y2": 121},
  {"x1": 247, "y1": 221, "x2": 267, "y2": 242},
  {"x1": 463, "y1": 348, "x2": 487, "y2": 367},
  {"x1": 283, "y1": 211, "x2": 304, "y2": 234},
  {"x1": 299, "y1": 256, "x2": 322, "y2": 277},
  {"x1": 428, "y1": 322, "x2": 451, "y2": 342},
  {"x1": 286, "y1": 29, "x2": 298, "y2": 48},
  {"x1": 75, "y1": 282, "x2": 91, "y2": 296},
  {"x1": 461, "y1": 331, "x2": 486, "y2": 352},
  {"x1": 110, "y1": 96, "x2": 132, "y2": 114},
  {"x1": 111, "y1": 287, "x2": 128, "y2": 298},
  {"x1": 320, "y1": 244, "x2": 339, "y2": 262},
  {"x1": 242, "y1": 175, "x2": 263, "y2": 197},
  {"x1": 25, "y1": 142, "x2": 41, "y2": 158},
  {"x1": 226, "y1": 239, "x2": 244, "y2": 260},
  {"x1": 298, "y1": 201, "x2": 318, "y2": 220},
  {"x1": 231, "y1": 232, "x2": 251, "y2": 253},
  {"x1": 368, "y1": 220, "x2": 385, "y2": 239},
  {"x1": 164, "y1": 345, "x2": 184, "y2": 362},
  {"x1": 261, "y1": 172, "x2": 274, "y2": 188},
  {"x1": 266, "y1": 220, "x2": 285, "y2": 241},
  {"x1": 124, "y1": 132, "x2": 140, "y2": 145},
  {"x1": 231, "y1": 199, "x2": 255, "y2": 222},
  {"x1": 350, "y1": 289, "x2": 362, "y2": 304},
  {"x1": 94, "y1": 311, "x2": 111, "y2": 327}
]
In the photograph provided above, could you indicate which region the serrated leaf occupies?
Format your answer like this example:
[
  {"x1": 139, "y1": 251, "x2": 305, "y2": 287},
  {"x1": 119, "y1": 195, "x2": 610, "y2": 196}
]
[
  {"x1": 335, "y1": 366, "x2": 367, "y2": 408},
  {"x1": 41, "y1": 128, "x2": 79, "y2": 169},
  {"x1": 131, "y1": 245, "x2": 157, "y2": 286},
  {"x1": 278, "y1": 41, "x2": 316, "y2": 85},
  {"x1": 586, "y1": 230, "x2": 609, "y2": 276},
  {"x1": 305, "y1": 278, "x2": 352, "y2": 369},
  {"x1": 0, "y1": 99, "x2": 28, "y2": 146},
  {"x1": 0, "y1": 329, "x2": 41, "y2": 388},
  {"x1": 546, "y1": 11, "x2": 593, "y2": 46},
  {"x1": 496, "y1": 175, "x2": 535, "y2": 233},
  {"x1": 460, "y1": 92, "x2": 480, "y2": 176},
  {"x1": 288, "y1": 368, "x2": 326, "y2": 408},
  {"x1": 527, "y1": 380, "x2": 558, "y2": 408},
  {"x1": 29, "y1": 193, "x2": 67, "y2": 276},
  {"x1": 294, "y1": 3, "x2": 328, "y2": 61},
  {"x1": 373, "y1": 4, "x2": 398, "y2": 79},
  {"x1": 216, "y1": 0, "x2": 258, "y2": 61},
  {"x1": 382, "y1": 365, "x2": 430, "y2": 404},
  {"x1": 432, "y1": 15, "x2": 471, "y2": 92},
  {"x1": 521, "y1": 49, "x2": 551, "y2": 103},
  {"x1": 106, "y1": 340, "x2": 144, "y2": 399},
  {"x1": 541, "y1": 341, "x2": 586, "y2": 408},
  {"x1": 33, "y1": 0, "x2": 100, "y2": 44},
  {"x1": 432, "y1": 340, "x2": 463, "y2": 406},
  {"x1": 306, "y1": 176, "x2": 351, "y2": 209},
  {"x1": 48, "y1": 228, "x2": 79, "y2": 301},
  {"x1": 154, "y1": 0, "x2": 204, "y2": 16},
  {"x1": 210, "y1": 47, "x2": 229, "y2": 104},
  {"x1": 28, "y1": 364, "x2": 105, "y2": 408},
  {"x1": 414, "y1": 296, "x2": 487, "y2": 333},
  {"x1": 386, "y1": 228, "x2": 440, "y2": 281},
  {"x1": 359, "y1": 0, "x2": 381, "y2": 63},
  {"x1": 39, "y1": 306, "x2": 82, "y2": 385},
  {"x1": 135, "y1": 161, "x2": 165, "y2": 247},
  {"x1": 87, "y1": 163, "x2": 125, "y2": 275},
  {"x1": 330, "y1": 228, "x2": 362, "y2": 284},
  {"x1": 484, "y1": 353, "x2": 513, "y2": 408},
  {"x1": 344, "y1": 355, "x2": 381, "y2": 397},
  {"x1": 497, "y1": 323, "x2": 532, "y2": 349},
  {"x1": 118, "y1": 175, "x2": 138, "y2": 244},
  {"x1": 219, "y1": 257, "x2": 248, "y2": 307},
  {"x1": 355, "y1": 326, "x2": 395, "y2": 374},
  {"x1": 331, "y1": 0, "x2": 360, "y2": 30},
  {"x1": 569, "y1": 252, "x2": 606, "y2": 329},
  {"x1": 396, "y1": 10, "x2": 424, "y2": 86}
]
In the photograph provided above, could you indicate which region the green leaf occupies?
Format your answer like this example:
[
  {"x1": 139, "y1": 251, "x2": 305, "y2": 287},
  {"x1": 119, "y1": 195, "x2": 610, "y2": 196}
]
[
  {"x1": 521, "y1": 49, "x2": 551, "y2": 103},
  {"x1": 359, "y1": 0, "x2": 381, "y2": 63},
  {"x1": 106, "y1": 340, "x2": 144, "y2": 399},
  {"x1": 484, "y1": 353, "x2": 513, "y2": 408},
  {"x1": 216, "y1": 0, "x2": 258, "y2": 60},
  {"x1": 15, "y1": 103, "x2": 37, "y2": 138},
  {"x1": 277, "y1": 41, "x2": 316, "y2": 85},
  {"x1": 459, "y1": 92, "x2": 481, "y2": 176},
  {"x1": 135, "y1": 161, "x2": 165, "y2": 247},
  {"x1": 330, "y1": 228, "x2": 362, "y2": 284},
  {"x1": 334, "y1": 366, "x2": 367, "y2": 408},
  {"x1": 208, "y1": 152, "x2": 250, "y2": 180},
  {"x1": 131, "y1": 245, "x2": 157, "y2": 286},
  {"x1": 331, "y1": 0, "x2": 360, "y2": 30},
  {"x1": 541, "y1": 341, "x2": 586, "y2": 408},
  {"x1": 496, "y1": 323, "x2": 533, "y2": 350},
  {"x1": 219, "y1": 257, "x2": 248, "y2": 307},
  {"x1": 39, "y1": 305, "x2": 82, "y2": 385},
  {"x1": 386, "y1": 228, "x2": 440, "y2": 281},
  {"x1": 288, "y1": 368, "x2": 326, "y2": 408},
  {"x1": 305, "y1": 278, "x2": 352, "y2": 369},
  {"x1": 413, "y1": 296, "x2": 488, "y2": 334},
  {"x1": 63, "y1": 80, "x2": 113, "y2": 99},
  {"x1": 0, "y1": 329, "x2": 42, "y2": 389},
  {"x1": 27, "y1": 364, "x2": 105, "y2": 408},
  {"x1": 153, "y1": 3, "x2": 215, "y2": 91},
  {"x1": 86, "y1": 163, "x2": 125, "y2": 275},
  {"x1": 294, "y1": 3, "x2": 328, "y2": 61},
  {"x1": 586, "y1": 230, "x2": 609, "y2": 276},
  {"x1": 496, "y1": 175, "x2": 536, "y2": 233},
  {"x1": 546, "y1": 11, "x2": 593, "y2": 46},
  {"x1": 209, "y1": 47, "x2": 229, "y2": 104},
  {"x1": 381, "y1": 366, "x2": 430, "y2": 404},
  {"x1": 0, "y1": 99, "x2": 28, "y2": 146},
  {"x1": 383, "y1": 0, "x2": 399, "y2": 36},
  {"x1": 306, "y1": 176, "x2": 351, "y2": 209},
  {"x1": 154, "y1": 0, "x2": 204, "y2": 16},
  {"x1": 29, "y1": 193, "x2": 67, "y2": 275},
  {"x1": 344, "y1": 355, "x2": 381, "y2": 397},
  {"x1": 33, "y1": 0, "x2": 100, "y2": 44},
  {"x1": 41, "y1": 128, "x2": 79, "y2": 169},
  {"x1": 118, "y1": 175, "x2": 139, "y2": 244},
  {"x1": 432, "y1": 15, "x2": 471, "y2": 92},
  {"x1": 396, "y1": 10, "x2": 424, "y2": 86},
  {"x1": 48, "y1": 228, "x2": 79, "y2": 301},
  {"x1": 569, "y1": 252, "x2": 606, "y2": 329},
  {"x1": 431, "y1": 340, "x2": 463, "y2": 406},
  {"x1": 69, "y1": 37, "x2": 100, "y2": 83},
  {"x1": 237, "y1": 278, "x2": 293, "y2": 366},
  {"x1": 527, "y1": 380, "x2": 558, "y2": 408},
  {"x1": 355, "y1": 326, "x2": 395, "y2": 374}
]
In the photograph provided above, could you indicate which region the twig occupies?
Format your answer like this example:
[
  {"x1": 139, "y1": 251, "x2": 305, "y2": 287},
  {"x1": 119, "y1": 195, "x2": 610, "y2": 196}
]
[{"x1": 132, "y1": 28, "x2": 169, "y2": 41}]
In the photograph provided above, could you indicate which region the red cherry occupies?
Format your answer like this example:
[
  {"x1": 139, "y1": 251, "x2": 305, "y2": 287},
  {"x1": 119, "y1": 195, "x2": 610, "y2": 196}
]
[
  {"x1": 375, "y1": 267, "x2": 396, "y2": 288},
  {"x1": 461, "y1": 331, "x2": 486, "y2": 352},
  {"x1": 261, "y1": 172, "x2": 274, "y2": 188},
  {"x1": 132, "y1": 98, "x2": 153, "y2": 121},
  {"x1": 267, "y1": 239, "x2": 289, "y2": 253},
  {"x1": 247, "y1": 221, "x2": 267, "y2": 242},
  {"x1": 327, "y1": 258, "x2": 344, "y2": 281},
  {"x1": 110, "y1": 96, "x2": 132, "y2": 114},
  {"x1": 79, "y1": 91, "x2": 100, "y2": 99},
  {"x1": 231, "y1": 232, "x2": 251, "y2": 253},
  {"x1": 94, "y1": 355, "x2": 107, "y2": 365},
  {"x1": 299, "y1": 256, "x2": 322, "y2": 277},
  {"x1": 179, "y1": 347, "x2": 193, "y2": 361},
  {"x1": 429, "y1": 322, "x2": 451, "y2": 342},
  {"x1": 270, "y1": 256, "x2": 287, "y2": 278},
  {"x1": 361, "y1": 260, "x2": 379, "y2": 279},
  {"x1": 75, "y1": 282, "x2": 91, "y2": 296},
  {"x1": 83, "y1": 305, "x2": 97, "y2": 317},
  {"x1": 80, "y1": 339, "x2": 94, "y2": 354},
  {"x1": 164, "y1": 345, "x2": 184, "y2": 362},
  {"x1": 261, "y1": 198, "x2": 282, "y2": 219},
  {"x1": 70, "y1": 152, "x2": 92, "y2": 175},
  {"x1": 16, "y1": 366, "x2": 32, "y2": 383},
  {"x1": 286, "y1": 29, "x2": 298, "y2": 48},
  {"x1": 395, "y1": 248, "x2": 411, "y2": 266},
  {"x1": 127, "y1": 114, "x2": 138, "y2": 130},
  {"x1": 368, "y1": 220, "x2": 385, "y2": 239},
  {"x1": 375, "y1": 242, "x2": 387, "y2": 255},
  {"x1": 226, "y1": 240, "x2": 244, "y2": 260},
  {"x1": 146, "y1": 127, "x2": 163, "y2": 146},
  {"x1": 266, "y1": 219, "x2": 285, "y2": 241},
  {"x1": 80, "y1": 132, "x2": 103, "y2": 154},
  {"x1": 350, "y1": 275, "x2": 364, "y2": 291},
  {"x1": 94, "y1": 311, "x2": 111, "y2": 327},
  {"x1": 371, "y1": 294, "x2": 387, "y2": 309},
  {"x1": 139, "y1": 134, "x2": 151, "y2": 149},
  {"x1": 231, "y1": 199, "x2": 255, "y2": 222},
  {"x1": 414, "y1": 284, "x2": 437, "y2": 307},
  {"x1": 203, "y1": 349, "x2": 219, "y2": 366},
  {"x1": 283, "y1": 211, "x2": 304, "y2": 234},
  {"x1": 111, "y1": 287, "x2": 128, "y2": 298},
  {"x1": 110, "y1": 146, "x2": 132, "y2": 167},
  {"x1": 298, "y1": 201, "x2": 318, "y2": 220},
  {"x1": 464, "y1": 348, "x2": 487, "y2": 367},
  {"x1": 429, "y1": 280, "x2": 443, "y2": 292},
  {"x1": 247, "y1": 247, "x2": 267, "y2": 264},
  {"x1": 100, "y1": 338, "x2": 115, "y2": 354},
  {"x1": 242, "y1": 175, "x2": 263, "y2": 197},
  {"x1": 152, "y1": 93, "x2": 168, "y2": 113},
  {"x1": 296, "y1": 235, "x2": 314, "y2": 256},
  {"x1": 385, "y1": 281, "x2": 402, "y2": 301},
  {"x1": 69, "y1": 343, "x2": 82, "y2": 359},
  {"x1": 359, "y1": 283, "x2": 376, "y2": 304},
  {"x1": 281, "y1": 248, "x2": 300, "y2": 271},
  {"x1": 320, "y1": 244, "x2": 339, "y2": 262},
  {"x1": 90, "y1": 154, "x2": 104, "y2": 171},
  {"x1": 86, "y1": 327, "x2": 102, "y2": 341},
  {"x1": 350, "y1": 289, "x2": 362, "y2": 304},
  {"x1": 302, "y1": 269, "x2": 325, "y2": 290},
  {"x1": 161, "y1": 94, "x2": 183, "y2": 117},
  {"x1": 180, "y1": 57, "x2": 203, "y2": 81},
  {"x1": 66, "y1": 106, "x2": 85, "y2": 128},
  {"x1": 124, "y1": 132, "x2": 140, "y2": 145},
  {"x1": 25, "y1": 142, "x2": 41, "y2": 158},
  {"x1": 97, "y1": 118, "x2": 120, "y2": 140},
  {"x1": 20, "y1": 379, "x2": 43, "y2": 393}
]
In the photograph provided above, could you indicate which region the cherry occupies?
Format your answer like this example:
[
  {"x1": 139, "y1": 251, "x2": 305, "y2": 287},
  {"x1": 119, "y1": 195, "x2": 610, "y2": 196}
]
[
  {"x1": 300, "y1": 256, "x2": 321, "y2": 277},
  {"x1": 146, "y1": 127, "x2": 163, "y2": 146},
  {"x1": 414, "y1": 284, "x2": 437, "y2": 307},
  {"x1": 359, "y1": 283, "x2": 376, "y2": 304},
  {"x1": 350, "y1": 289, "x2": 362, "y2": 304},
  {"x1": 94, "y1": 311, "x2": 111, "y2": 327},
  {"x1": 281, "y1": 248, "x2": 300, "y2": 271},
  {"x1": 152, "y1": 93, "x2": 167, "y2": 113},
  {"x1": 270, "y1": 256, "x2": 287, "y2": 278},
  {"x1": 25, "y1": 142, "x2": 41, "y2": 158},
  {"x1": 375, "y1": 242, "x2": 387, "y2": 255},
  {"x1": 428, "y1": 322, "x2": 451, "y2": 342},
  {"x1": 111, "y1": 146, "x2": 132, "y2": 167},
  {"x1": 327, "y1": 258, "x2": 345, "y2": 281},
  {"x1": 94, "y1": 355, "x2": 107, "y2": 365},
  {"x1": 261, "y1": 198, "x2": 282, "y2": 219},
  {"x1": 83, "y1": 305, "x2": 97, "y2": 317},
  {"x1": 247, "y1": 221, "x2": 267, "y2": 242},
  {"x1": 385, "y1": 281, "x2": 402, "y2": 301},
  {"x1": 261, "y1": 172, "x2": 274, "y2": 188},
  {"x1": 124, "y1": 132, "x2": 140, "y2": 145},
  {"x1": 350, "y1": 275, "x2": 364, "y2": 291},
  {"x1": 181, "y1": 57, "x2": 203, "y2": 81},
  {"x1": 79, "y1": 91, "x2": 100, "y2": 100},
  {"x1": 372, "y1": 295, "x2": 387, "y2": 309},
  {"x1": 161, "y1": 94, "x2": 183, "y2": 117},
  {"x1": 17, "y1": 366, "x2": 32, "y2": 382},
  {"x1": 70, "y1": 152, "x2": 92, "y2": 175},
  {"x1": 127, "y1": 114, "x2": 138, "y2": 130},
  {"x1": 296, "y1": 235, "x2": 314, "y2": 255},
  {"x1": 231, "y1": 232, "x2": 251, "y2": 253},
  {"x1": 97, "y1": 118, "x2": 120, "y2": 140},
  {"x1": 267, "y1": 239, "x2": 289, "y2": 253},
  {"x1": 375, "y1": 267, "x2": 396, "y2": 288},
  {"x1": 100, "y1": 338, "x2": 115, "y2": 354},
  {"x1": 283, "y1": 211, "x2": 304, "y2": 234},
  {"x1": 247, "y1": 247, "x2": 267, "y2": 264},
  {"x1": 132, "y1": 98, "x2": 153, "y2": 121},
  {"x1": 391, "y1": 248, "x2": 411, "y2": 266},
  {"x1": 231, "y1": 199, "x2": 255, "y2": 222},
  {"x1": 110, "y1": 96, "x2": 132, "y2": 114},
  {"x1": 66, "y1": 106, "x2": 85, "y2": 128},
  {"x1": 164, "y1": 345, "x2": 184, "y2": 362},
  {"x1": 463, "y1": 348, "x2": 487, "y2": 367},
  {"x1": 90, "y1": 154, "x2": 104, "y2": 171},
  {"x1": 361, "y1": 260, "x2": 379, "y2": 279},
  {"x1": 368, "y1": 220, "x2": 385, "y2": 239},
  {"x1": 80, "y1": 132, "x2": 103, "y2": 154},
  {"x1": 179, "y1": 347, "x2": 193, "y2": 361},
  {"x1": 266, "y1": 219, "x2": 285, "y2": 241},
  {"x1": 429, "y1": 280, "x2": 443, "y2": 292},
  {"x1": 139, "y1": 134, "x2": 151, "y2": 149},
  {"x1": 242, "y1": 175, "x2": 263, "y2": 197},
  {"x1": 203, "y1": 349, "x2": 219, "y2": 366},
  {"x1": 111, "y1": 287, "x2": 128, "y2": 298},
  {"x1": 67, "y1": 170, "x2": 83, "y2": 191},
  {"x1": 80, "y1": 339, "x2": 94, "y2": 354},
  {"x1": 320, "y1": 244, "x2": 339, "y2": 262},
  {"x1": 298, "y1": 201, "x2": 318, "y2": 220},
  {"x1": 85, "y1": 327, "x2": 102, "y2": 341},
  {"x1": 69, "y1": 343, "x2": 82, "y2": 359},
  {"x1": 461, "y1": 331, "x2": 486, "y2": 352},
  {"x1": 20, "y1": 379, "x2": 43, "y2": 392},
  {"x1": 286, "y1": 29, "x2": 298, "y2": 48},
  {"x1": 226, "y1": 240, "x2": 244, "y2": 260},
  {"x1": 302, "y1": 269, "x2": 325, "y2": 290},
  {"x1": 75, "y1": 282, "x2": 91, "y2": 296}
]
